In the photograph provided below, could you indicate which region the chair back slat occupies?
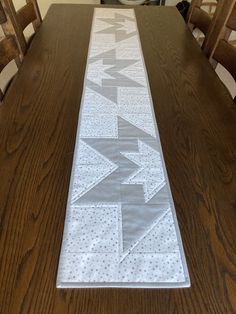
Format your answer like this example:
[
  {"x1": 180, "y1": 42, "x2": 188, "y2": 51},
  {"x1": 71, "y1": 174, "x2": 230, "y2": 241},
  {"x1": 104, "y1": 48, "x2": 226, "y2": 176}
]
[
  {"x1": 17, "y1": 3, "x2": 36, "y2": 31},
  {"x1": 190, "y1": 7, "x2": 212, "y2": 34},
  {"x1": 0, "y1": 2, "x2": 21, "y2": 101},
  {"x1": 202, "y1": 0, "x2": 234, "y2": 57},
  {"x1": 213, "y1": 40, "x2": 236, "y2": 81},
  {"x1": 0, "y1": 36, "x2": 19, "y2": 72},
  {"x1": 186, "y1": 0, "x2": 203, "y2": 25},
  {"x1": 227, "y1": 3, "x2": 236, "y2": 30},
  {"x1": 1, "y1": 0, "x2": 42, "y2": 56},
  {"x1": 28, "y1": 0, "x2": 41, "y2": 31},
  {"x1": 0, "y1": 3, "x2": 7, "y2": 23},
  {"x1": 186, "y1": 0, "x2": 215, "y2": 34},
  {"x1": 202, "y1": 0, "x2": 236, "y2": 84}
]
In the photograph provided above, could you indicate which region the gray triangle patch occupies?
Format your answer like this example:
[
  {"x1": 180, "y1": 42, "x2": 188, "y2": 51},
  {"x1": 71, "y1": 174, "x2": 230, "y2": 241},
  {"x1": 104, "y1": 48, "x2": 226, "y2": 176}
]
[
  {"x1": 116, "y1": 31, "x2": 137, "y2": 43},
  {"x1": 118, "y1": 116, "x2": 153, "y2": 138},
  {"x1": 86, "y1": 80, "x2": 117, "y2": 103},
  {"x1": 89, "y1": 48, "x2": 116, "y2": 63},
  {"x1": 121, "y1": 204, "x2": 168, "y2": 252},
  {"x1": 147, "y1": 183, "x2": 170, "y2": 205},
  {"x1": 97, "y1": 14, "x2": 137, "y2": 43}
]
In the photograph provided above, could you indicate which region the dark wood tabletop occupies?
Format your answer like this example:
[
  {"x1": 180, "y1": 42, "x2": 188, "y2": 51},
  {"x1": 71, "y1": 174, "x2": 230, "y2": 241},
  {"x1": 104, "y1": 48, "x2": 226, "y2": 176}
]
[{"x1": 0, "y1": 4, "x2": 236, "y2": 314}]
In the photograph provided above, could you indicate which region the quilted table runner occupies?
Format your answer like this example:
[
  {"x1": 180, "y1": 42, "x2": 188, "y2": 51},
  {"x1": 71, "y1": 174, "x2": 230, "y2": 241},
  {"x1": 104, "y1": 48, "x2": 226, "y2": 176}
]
[{"x1": 57, "y1": 8, "x2": 190, "y2": 288}]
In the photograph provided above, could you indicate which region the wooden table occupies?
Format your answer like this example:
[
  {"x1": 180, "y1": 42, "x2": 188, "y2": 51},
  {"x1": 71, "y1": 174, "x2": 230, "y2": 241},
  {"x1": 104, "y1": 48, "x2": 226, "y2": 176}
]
[{"x1": 0, "y1": 4, "x2": 235, "y2": 314}]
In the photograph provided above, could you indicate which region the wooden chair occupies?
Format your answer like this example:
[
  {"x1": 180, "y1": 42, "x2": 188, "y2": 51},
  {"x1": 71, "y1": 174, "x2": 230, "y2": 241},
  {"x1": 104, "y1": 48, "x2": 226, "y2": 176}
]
[
  {"x1": 186, "y1": 1, "x2": 217, "y2": 44},
  {"x1": 187, "y1": 0, "x2": 236, "y2": 102},
  {"x1": 0, "y1": 1, "x2": 20, "y2": 101},
  {"x1": 1, "y1": 0, "x2": 42, "y2": 56},
  {"x1": 203, "y1": 1, "x2": 236, "y2": 81},
  {"x1": 186, "y1": 0, "x2": 217, "y2": 35}
]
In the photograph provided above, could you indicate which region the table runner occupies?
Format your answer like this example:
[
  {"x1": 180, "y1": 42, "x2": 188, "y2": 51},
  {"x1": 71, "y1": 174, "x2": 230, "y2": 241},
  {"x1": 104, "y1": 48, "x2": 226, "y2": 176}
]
[{"x1": 57, "y1": 8, "x2": 190, "y2": 288}]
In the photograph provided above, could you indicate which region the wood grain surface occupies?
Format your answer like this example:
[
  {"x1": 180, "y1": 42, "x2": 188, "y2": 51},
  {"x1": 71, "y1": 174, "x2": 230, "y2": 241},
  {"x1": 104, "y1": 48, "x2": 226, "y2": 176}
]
[{"x1": 0, "y1": 4, "x2": 235, "y2": 314}]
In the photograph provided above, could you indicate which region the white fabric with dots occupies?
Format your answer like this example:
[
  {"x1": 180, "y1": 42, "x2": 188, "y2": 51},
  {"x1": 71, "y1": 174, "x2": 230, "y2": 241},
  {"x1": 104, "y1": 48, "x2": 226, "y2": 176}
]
[{"x1": 57, "y1": 8, "x2": 190, "y2": 288}]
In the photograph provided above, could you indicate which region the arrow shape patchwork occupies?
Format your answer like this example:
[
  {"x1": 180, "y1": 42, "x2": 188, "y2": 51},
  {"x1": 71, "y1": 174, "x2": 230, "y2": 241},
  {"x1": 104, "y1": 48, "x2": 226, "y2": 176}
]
[
  {"x1": 86, "y1": 49, "x2": 143, "y2": 103},
  {"x1": 121, "y1": 140, "x2": 165, "y2": 202},
  {"x1": 72, "y1": 139, "x2": 171, "y2": 255},
  {"x1": 71, "y1": 140, "x2": 118, "y2": 203},
  {"x1": 97, "y1": 13, "x2": 137, "y2": 42}
]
